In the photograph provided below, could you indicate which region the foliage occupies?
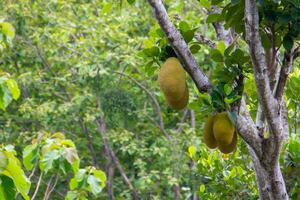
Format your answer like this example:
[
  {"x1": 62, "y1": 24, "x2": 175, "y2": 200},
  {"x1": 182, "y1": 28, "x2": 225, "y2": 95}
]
[{"x1": 0, "y1": 0, "x2": 298, "y2": 199}]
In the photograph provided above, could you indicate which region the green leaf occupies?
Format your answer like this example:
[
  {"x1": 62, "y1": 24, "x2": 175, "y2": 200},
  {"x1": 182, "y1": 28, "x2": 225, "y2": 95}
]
[
  {"x1": 0, "y1": 152, "x2": 8, "y2": 170},
  {"x1": 199, "y1": 0, "x2": 211, "y2": 9},
  {"x1": 188, "y1": 145, "x2": 196, "y2": 158},
  {"x1": 260, "y1": 31, "x2": 271, "y2": 49},
  {"x1": 199, "y1": 184, "x2": 205, "y2": 193},
  {"x1": 22, "y1": 144, "x2": 38, "y2": 171},
  {"x1": 63, "y1": 148, "x2": 79, "y2": 164},
  {"x1": 3, "y1": 151, "x2": 30, "y2": 200},
  {"x1": 40, "y1": 150, "x2": 60, "y2": 173},
  {"x1": 92, "y1": 169, "x2": 107, "y2": 188},
  {"x1": 210, "y1": 49, "x2": 224, "y2": 62},
  {"x1": 0, "y1": 175, "x2": 16, "y2": 200},
  {"x1": 224, "y1": 43, "x2": 234, "y2": 56},
  {"x1": 224, "y1": 84, "x2": 232, "y2": 96},
  {"x1": 143, "y1": 47, "x2": 160, "y2": 57},
  {"x1": 1, "y1": 22, "x2": 15, "y2": 38},
  {"x1": 206, "y1": 13, "x2": 223, "y2": 23},
  {"x1": 179, "y1": 21, "x2": 190, "y2": 32},
  {"x1": 0, "y1": 83, "x2": 13, "y2": 110},
  {"x1": 127, "y1": 0, "x2": 135, "y2": 5},
  {"x1": 189, "y1": 44, "x2": 201, "y2": 54},
  {"x1": 283, "y1": 35, "x2": 294, "y2": 50},
  {"x1": 87, "y1": 175, "x2": 103, "y2": 195},
  {"x1": 217, "y1": 41, "x2": 226, "y2": 55},
  {"x1": 182, "y1": 30, "x2": 195, "y2": 43}
]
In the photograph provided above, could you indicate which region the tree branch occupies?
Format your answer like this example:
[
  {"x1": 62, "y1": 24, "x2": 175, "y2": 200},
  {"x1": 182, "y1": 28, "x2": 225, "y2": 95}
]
[
  {"x1": 114, "y1": 71, "x2": 172, "y2": 141},
  {"x1": 194, "y1": 33, "x2": 216, "y2": 48},
  {"x1": 210, "y1": 5, "x2": 233, "y2": 45},
  {"x1": 236, "y1": 99, "x2": 262, "y2": 157},
  {"x1": 274, "y1": 50, "x2": 293, "y2": 101},
  {"x1": 244, "y1": 0, "x2": 282, "y2": 137},
  {"x1": 148, "y1": 0, "x2": 211, "y2": 93},
  {"x1": 96, "y1": 99, "x2": 139, "y2": 200}
]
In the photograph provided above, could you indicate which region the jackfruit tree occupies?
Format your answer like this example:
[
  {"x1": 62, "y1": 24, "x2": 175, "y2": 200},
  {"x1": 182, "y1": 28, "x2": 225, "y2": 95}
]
[
  {"x1": 0, "y1": 0, "x2": 300, "y2": 200},
  {"x1": 144, "y1": 0, "x2": 300, "y2": 199}
]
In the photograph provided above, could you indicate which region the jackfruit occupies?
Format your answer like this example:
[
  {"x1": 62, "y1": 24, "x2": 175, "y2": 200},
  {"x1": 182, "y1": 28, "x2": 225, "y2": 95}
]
[
  {"x1": 213, "y1": 112, "x2": 235, "y2": 145},
  {"x1": 166, "y1": 84, "x2": 189, "y2": 110},
  {"x1": 158, "y1": 57, "x2": 187, "y2": 102},
  {"x1": 203, "y1": 115, "x2": 218, "y2": 149},
  {"x1": 218, "y1": 131, "x2": 237, "y2": 154}
]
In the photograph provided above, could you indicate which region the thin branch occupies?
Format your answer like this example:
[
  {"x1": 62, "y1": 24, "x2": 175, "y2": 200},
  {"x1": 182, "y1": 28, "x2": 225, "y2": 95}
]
[
  {"x1": 31, "y1": 172, "x2": 43, "y2": 200},
  {"x1": 43, "y1": 175, "x2": 54, "y2": 200},
  {"x1": 176, "y1": 109, "x2": 190, "y2": 133},
  {"x1": 148, "y1": 0, "x2": 211, "y2": 93},
  {"x1": 78, "y1": 118, "x2": 99, "y2": 167},
  {"x1": 190, "y1": 110, "x2": 196, "y2": 132},
  {"x1": 113, "y1": 71, "x2": 172, "y2": 141},
  {"x1": 44, "y1": 174, "x2": 59, "y2": 200},
  {"x1": 274, "y1": 50, "x2": 293, "y2": 101},
  {"x1": 194, "y1": 33, "x2": 216, "y2": 48},
  {"x1": 210, "y1": 5, "x2": 233, "y2": 45},
  {"x1": 96, "y1": 100, "x2": 139, "y2": 200}
]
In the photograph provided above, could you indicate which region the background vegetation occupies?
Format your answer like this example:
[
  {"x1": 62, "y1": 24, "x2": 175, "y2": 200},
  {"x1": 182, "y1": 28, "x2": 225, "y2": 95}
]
[{"x1": 0, "y1": 0, "x2": 299, "y2": 199}]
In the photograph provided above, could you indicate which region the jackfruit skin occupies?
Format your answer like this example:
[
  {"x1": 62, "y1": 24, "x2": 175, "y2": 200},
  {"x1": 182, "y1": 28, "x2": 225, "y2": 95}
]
[
  {"x1": 158, "y1": 57, "x2": 187, "y2": 101},
  {"x1": 203, "y1": 115, "x2": 218, "y2": 149},
  {"x1": 218, "y1": 131, "x2": 237, "y2": 154},
  {"x1": 166, "y1": 84, "x2": 189, "y2": 110},
  {"x1": 213, "y1": 112, "x2": 235, "y2": 145}
]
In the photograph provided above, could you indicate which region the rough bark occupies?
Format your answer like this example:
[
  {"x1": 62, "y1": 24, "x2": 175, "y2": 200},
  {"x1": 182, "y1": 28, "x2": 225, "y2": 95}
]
[{"x1": 105, "y1": 162, "x2": 115, "y2": 200}]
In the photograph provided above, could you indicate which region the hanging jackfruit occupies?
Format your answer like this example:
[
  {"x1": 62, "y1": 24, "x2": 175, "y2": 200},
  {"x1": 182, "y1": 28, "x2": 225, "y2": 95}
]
[
  {"x1": 158, "y1": 57, "x2": 189, "y2": 109},
  {"x1": 213, "y1": 112, "x2": 235, "y2": 145},
  {"x1": 166, "y1": 84, "x2": 189, "y2": 110},
  {"x1": 203, "y1": 115, "x2": 218, "y2": 149},
  {"x1": 218, "y1": 131, "x2": 237, "y2": 154}
]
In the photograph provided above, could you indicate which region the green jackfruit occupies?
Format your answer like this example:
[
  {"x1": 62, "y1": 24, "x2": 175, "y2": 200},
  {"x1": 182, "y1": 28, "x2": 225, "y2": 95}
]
[
  {"x1": 218, "y1": 131, "x2": 237, "y2": 154},
  {"x1": 158, "y1": 58, "x2": 188, "y2": 110},
  {"x1": 166, "y1": 84, "x2": 189, "y2": 110},
  {"x1": 213, "y1": 112, "x2": 235, "y2": 145},
  {"x1": 203, "y1": 115, "x2": 218, "y2": 149}
]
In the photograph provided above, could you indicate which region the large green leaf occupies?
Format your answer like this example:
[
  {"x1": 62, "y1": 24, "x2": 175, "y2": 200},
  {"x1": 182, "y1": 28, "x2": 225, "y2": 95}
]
[
  {"x1": 2, "y1": 151, "x2": 30, "y2": 200},
  {"x1": 0, "y1": 22, "x2": 15, "y2": 38},
  {"x1": 5, "y1": 79, "x2": 20, "y2": 100},
  {"x1": 0, "y1": 175, "x2": 16, "y2": 200},
  {"x1": 39, "y1": 150, "x2": 60, "y2": 173},
  {"x1": 22, "y1": 144, "x2": 38, "y2": 171}
]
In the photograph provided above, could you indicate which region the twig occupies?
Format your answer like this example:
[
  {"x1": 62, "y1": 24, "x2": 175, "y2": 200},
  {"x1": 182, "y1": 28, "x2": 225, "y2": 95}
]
[
  {"x1": 113, "y1": 71, "x2": 172, "y2": 141},
  {"x1": 31, "y1": 172, "x2": 43, "y2": 200}
]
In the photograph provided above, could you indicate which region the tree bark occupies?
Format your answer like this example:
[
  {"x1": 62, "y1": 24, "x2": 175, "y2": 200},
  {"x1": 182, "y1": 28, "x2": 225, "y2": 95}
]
[
  {"x1": 250, "y1": 147, "x2": 288, "y2": 200},
  {"x1": 105, "y1": 161, "x2": 115, "y2": 200}
]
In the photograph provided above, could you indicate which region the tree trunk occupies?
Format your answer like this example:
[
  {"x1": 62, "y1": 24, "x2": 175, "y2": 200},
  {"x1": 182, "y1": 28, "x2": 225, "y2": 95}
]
[
  {"x1": 249, "y1": 148, "x2": 288, "y2": 200},
  {"x1": 105, "y1": 162, "x2": 115, "y2": 200},
  {"x1": 173, "y1": 185, "x2": 180, "y2": 200}
]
